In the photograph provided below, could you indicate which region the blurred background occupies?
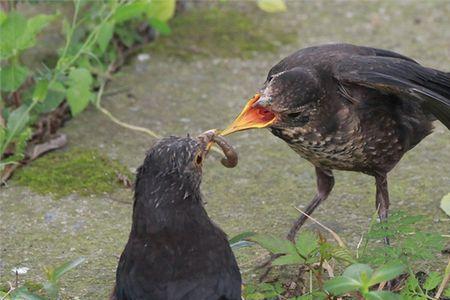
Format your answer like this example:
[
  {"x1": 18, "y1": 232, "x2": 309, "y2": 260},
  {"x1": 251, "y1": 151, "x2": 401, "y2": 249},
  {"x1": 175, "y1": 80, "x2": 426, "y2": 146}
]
[{"x1": 1, "y1": 0, "x2": 449, "y2": 299}]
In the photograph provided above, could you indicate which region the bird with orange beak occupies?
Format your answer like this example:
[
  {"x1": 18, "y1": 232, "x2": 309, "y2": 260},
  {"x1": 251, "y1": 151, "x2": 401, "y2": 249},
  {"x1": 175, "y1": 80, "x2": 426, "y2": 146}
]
[{"x1": 221, "y1": 43, "x2": 450, "y2": 243}]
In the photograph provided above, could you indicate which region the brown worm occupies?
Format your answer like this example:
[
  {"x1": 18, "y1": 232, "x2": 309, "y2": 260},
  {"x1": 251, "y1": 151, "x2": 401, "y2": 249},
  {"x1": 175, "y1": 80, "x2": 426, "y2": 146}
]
[{"x1": 212, "y1": 135, "x2": 238, "y2": 168}]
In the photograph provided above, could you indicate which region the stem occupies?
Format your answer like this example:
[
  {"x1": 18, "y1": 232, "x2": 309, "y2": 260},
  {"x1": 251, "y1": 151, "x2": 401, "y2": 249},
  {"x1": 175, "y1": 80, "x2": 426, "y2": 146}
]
[
  {"x1": 94, "y1": 78, "x2": 160, "y2": 139},
  {"x1": 56, "y1": 0, "x2": 81, "y2": 72},
  {"x1": 435, "y1": 257, "x2": 450, "y2": 299}
]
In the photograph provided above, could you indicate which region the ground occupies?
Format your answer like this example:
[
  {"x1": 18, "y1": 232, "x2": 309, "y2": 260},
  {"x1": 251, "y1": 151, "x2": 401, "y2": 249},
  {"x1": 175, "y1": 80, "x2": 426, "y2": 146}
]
[{"x1": 1, "y1": 1, "x2": 450, "y2": 299}]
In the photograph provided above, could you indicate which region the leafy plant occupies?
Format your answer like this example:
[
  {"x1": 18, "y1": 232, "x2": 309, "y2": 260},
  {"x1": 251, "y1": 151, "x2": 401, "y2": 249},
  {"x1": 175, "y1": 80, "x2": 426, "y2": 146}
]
[
  {"x1": 441, "y1": 193, "x2": 450, "y2": 217},
  {"x1": 0, "y1": 0, "x2": 176, "y2": 176},
  {"x1": 230, "y1": 211, "x2": 449, "y2": 299},
  {"x1": 324, "y1": 262, "x2": 405, "y2": 299},
  {"x1": 243, "y1": 282, "x2": 284, "y2": 300},
  {"x1": 249, "y1": 231, "x2": 354, "y2": 267},
  {"x1": 360, "y1": 211, "x2": 445, "y2": 266},
  {"x1": 0, "y1": 257, "x2": 84, "y2": 300}
]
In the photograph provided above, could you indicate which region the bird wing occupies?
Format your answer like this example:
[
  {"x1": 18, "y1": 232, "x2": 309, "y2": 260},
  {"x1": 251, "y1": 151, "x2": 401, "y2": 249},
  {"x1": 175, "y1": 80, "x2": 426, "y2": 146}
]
[{"x1": 334, "y1": 55, "x2": 450, "y2": 129}]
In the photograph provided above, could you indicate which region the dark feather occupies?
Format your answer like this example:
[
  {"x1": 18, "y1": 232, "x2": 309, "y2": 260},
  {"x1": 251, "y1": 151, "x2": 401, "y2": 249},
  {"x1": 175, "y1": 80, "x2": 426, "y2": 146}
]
[
  {"x1": 112, "y1": 137, "x2": 241, "y2": 300},
  {"x1": 334, "y1": 56, "x2": 450, "y2": 128}
]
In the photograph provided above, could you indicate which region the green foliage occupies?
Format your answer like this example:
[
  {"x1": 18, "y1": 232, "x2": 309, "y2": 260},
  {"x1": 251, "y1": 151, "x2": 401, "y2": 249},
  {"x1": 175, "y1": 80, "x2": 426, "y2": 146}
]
[
  {"x1": 2, "y1": 257, "x2": 84, "y2": 300},
  {"x1": 243, "y1": 282, "x2": 284, "y2": 300},
  {"x1": 441, "y1": 193, "x2": 450, "y2": 216},
  {"x1": 230, "y1": 210, "x2": 448, "y2": 299},
  {"x1": 360, "y1": 211, "x2": 445, "y2": 265},
  {"x1": 15, "y1": 148, "x2": 131, "y2": 198},
  {"x1": 66, "y1": 67, "x2": 93, "y2": 116},
  {"x1": 0, "y1": 0, "x2": 176, "y2": 172},
  {"x1": 0, "y1": 63, "x2": 29, "y2": 92},
  {"x1": 324, "y1": 262, "x2": 405, "y2": 299},
  {"x1": 250, "y1": 231, "x2": 355, "y2": 267},
  {"x1": 257, "y1": 0, "x2": 287, "y2": 13}
]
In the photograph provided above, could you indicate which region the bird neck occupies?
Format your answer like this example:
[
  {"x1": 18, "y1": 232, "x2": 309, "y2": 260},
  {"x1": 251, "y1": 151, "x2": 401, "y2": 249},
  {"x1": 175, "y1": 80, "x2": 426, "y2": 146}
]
[{"x1": 130, "y1": 174, "x2": 210, "y2": 237}]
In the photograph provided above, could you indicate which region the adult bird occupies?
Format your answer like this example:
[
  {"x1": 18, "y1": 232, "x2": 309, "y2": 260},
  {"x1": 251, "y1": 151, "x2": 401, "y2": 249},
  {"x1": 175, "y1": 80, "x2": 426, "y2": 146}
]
[
  {"x1": 111, "y1": 134, "x2": 241, "y2": 300},
  {"x1": 222, "y1": 43, "x2": 450, "y2": 242}
]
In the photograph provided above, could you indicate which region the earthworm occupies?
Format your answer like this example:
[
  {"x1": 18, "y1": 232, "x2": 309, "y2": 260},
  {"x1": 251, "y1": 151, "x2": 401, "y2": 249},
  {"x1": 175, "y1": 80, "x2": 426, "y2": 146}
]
[{"x1": 212, "y1": 135, "x2": 238, "y2": 168}]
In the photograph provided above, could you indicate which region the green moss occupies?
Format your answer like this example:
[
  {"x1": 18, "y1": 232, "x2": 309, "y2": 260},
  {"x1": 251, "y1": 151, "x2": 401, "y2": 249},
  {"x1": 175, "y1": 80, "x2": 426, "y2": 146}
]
[
  {"x1": 148, "y1": 7, "x2": 296, "y2": 60},
  {"x1": 14, "y1": 149, "x2": 131, "y2": 198}
]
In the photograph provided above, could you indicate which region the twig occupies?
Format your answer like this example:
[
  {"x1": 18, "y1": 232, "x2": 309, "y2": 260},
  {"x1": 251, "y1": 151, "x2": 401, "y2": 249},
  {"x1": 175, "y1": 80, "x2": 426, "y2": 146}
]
[
  {"x1": 293, "y1": 206, "x2": 346, "y2": 248},
  {"x1": 356, "y1": 234, "x2": 364, "y2": 259},
  {"x1": 435, "y1": 257, "x2": 450, "y2": 299},
  {"x1": 96, "y1": 104, "x2": 161, "y2": 138}
]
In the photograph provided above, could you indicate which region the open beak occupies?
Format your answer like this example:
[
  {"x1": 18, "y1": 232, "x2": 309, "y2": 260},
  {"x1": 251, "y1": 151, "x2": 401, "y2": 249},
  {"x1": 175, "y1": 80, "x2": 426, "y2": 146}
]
[{"x1": 220, "y1": 94, "x2": 276, "y2": 136}]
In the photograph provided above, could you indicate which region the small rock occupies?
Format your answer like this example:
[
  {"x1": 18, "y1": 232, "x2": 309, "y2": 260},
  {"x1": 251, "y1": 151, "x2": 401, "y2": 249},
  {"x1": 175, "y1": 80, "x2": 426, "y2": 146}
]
[
  {"x1": 137, "y1": 53, "x2": 150, "y2": 62},
  {"x1": 11, "y1": 266, "x2": 29, "y2": 275}
]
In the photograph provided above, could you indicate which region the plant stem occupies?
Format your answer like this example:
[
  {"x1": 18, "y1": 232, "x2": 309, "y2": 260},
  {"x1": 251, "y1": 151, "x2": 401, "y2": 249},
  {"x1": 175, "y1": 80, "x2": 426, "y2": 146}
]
[{"x1": 435, "y1": 257, "x2": 450, "y2": 299}]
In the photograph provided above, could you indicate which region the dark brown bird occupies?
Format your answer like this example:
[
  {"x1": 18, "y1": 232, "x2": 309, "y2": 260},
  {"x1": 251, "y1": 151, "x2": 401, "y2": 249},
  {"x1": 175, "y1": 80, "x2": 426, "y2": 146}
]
[
  {"x1": 111, "y1": 134, "x2": 242, "y2": 300},
  {"x1": 222, "y1": 43, "x2": 450, "y2": 242}
]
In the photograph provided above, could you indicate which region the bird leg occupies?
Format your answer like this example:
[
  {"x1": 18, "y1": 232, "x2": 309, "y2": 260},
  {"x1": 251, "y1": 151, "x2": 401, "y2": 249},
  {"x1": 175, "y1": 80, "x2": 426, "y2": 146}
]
[
  {"x1": 375, "y1": 173, "x2": 390, "y2": 245},
  {"x1": 287, "y1": 167, "x2": 335, "y2": 242}
]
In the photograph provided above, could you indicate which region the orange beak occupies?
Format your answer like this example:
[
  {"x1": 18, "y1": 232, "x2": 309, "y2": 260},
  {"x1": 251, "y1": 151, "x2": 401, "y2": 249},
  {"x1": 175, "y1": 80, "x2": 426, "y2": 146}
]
[{"x1": 220, "y1": 94, "x2": 276, "y2": 136}]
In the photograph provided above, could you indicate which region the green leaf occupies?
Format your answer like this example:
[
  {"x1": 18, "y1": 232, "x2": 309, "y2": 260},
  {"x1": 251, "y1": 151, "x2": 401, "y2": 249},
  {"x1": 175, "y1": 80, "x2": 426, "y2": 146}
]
[
  {"x1": 250, "y1": 234, "x2": 297, "y2": 255},
  {"x1": 441, "y1": 193, "x2": 450, "y2": 217},
  {"x1": 148, "y1": 18, "x2": 171, "y2": 35},
  {"x1": 0, "y1": 10, "x2": 7, "y2": 25},
  {"x1": 10, "y1": 287, "x2": 46, "y2": 300},
  {"x1": 113, "y1": 2, "x2": 148, "y2": 23},
  {"x1": 364, "y1": 291, "x2": 401, "y2": 300},
  {"x1": 0, "y1": 63, "x2": 29, "y2": 92},
  {"x1": 295, "y1": 231, "x2": 318, "y2": 257},
  {"x1": 32, "y1": 79, "x2": 49, "y2": 102},
  {"x1": 0, "y1": 12, "x2": 27, "y2": 60},
  {"x1": 423, "y1": 271, "x2": 442, "y2": 291},
  {"x1": 26, "y1": 14, "x2": 57, "y2": 39},
  {"x1": 66, "y1": 68, "x2": 93, "y2": 116},
  {"x1": 34, "y1": 81, "x2": 66, "y2": 113},
  {"x1": 257, "y1": 0, "x2": 287, "y2": 13},
  {"x1": 97, "y1": 22, "x2": 114, "y2": 54},
  {"x1": 6, "y1": 105, "x2": 29, "y2": 137},
  {"x1": 147, "y1": 0, "x2": 175, "y2": 21},
  {"x1": 0, "y1": 13, "x2": 56, "y2": 58},
  {"x1": 324, "y1": 276, "x2": 361, "y2": 295},
  {"x1": 230, "y1": 240, "x2": 253, "y2": 250},
  {"x1": 2, "y1": 128, "x2": 31, "y2": 163},
  {"x1": 0, "y1": 126, "x2": 5, "y2": 146},
  {"x1": 229, "y1": 231, "x2": 255, "y2": 244},
  {"x1": 271, "y1": 253, "x2": 303, "y2": 266},
  {"x1": 51, "y1": 257, "x2": 85, "y2": 281},
  {"x1": 331, "y1": 246, "x2": 356, "y2": 263},
  {"x1": 444, "y1": 286, "x2": 450, "y2": 297},
  {"x1": 368, "y1": 262, "x2": 405, "y2": 286},
  {"x1": 343, "y1": 264, "x2": 373, "y2": 282}
]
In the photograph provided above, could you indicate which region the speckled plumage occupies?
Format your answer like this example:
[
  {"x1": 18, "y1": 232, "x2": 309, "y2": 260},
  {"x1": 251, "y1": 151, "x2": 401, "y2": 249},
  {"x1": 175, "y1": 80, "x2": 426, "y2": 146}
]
[
  {"x1": 111, "y1": 136, "x2": 241, "y2": 300},
  {"x1": 255, "y1": 43, "x2": 450, "y2": 241}
]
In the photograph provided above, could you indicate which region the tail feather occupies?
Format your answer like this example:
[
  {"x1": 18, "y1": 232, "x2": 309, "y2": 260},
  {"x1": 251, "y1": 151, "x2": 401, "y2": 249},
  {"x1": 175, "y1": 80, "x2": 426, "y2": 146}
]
[{"x1": 421, "y1": 70, "x2": 450, "y2": 129}]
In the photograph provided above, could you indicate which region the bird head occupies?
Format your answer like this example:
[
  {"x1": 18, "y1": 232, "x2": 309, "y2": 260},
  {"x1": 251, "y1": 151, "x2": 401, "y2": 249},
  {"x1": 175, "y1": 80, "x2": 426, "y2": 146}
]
[
  {"x1": 222, "y1": 67, "x2": 323, "y2": 135},
  {"x1": 139, "y1": 135, "x2": 214, "y2": 191}
]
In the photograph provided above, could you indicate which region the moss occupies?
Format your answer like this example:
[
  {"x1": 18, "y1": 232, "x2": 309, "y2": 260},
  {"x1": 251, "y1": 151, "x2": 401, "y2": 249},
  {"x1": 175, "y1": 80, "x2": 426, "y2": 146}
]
[
  {"x1": 147, "y1": 7, "x2": 296, "y2": 60},
  {"x1": 14, "y1": 149, "x2": 131, "y2": 198}
]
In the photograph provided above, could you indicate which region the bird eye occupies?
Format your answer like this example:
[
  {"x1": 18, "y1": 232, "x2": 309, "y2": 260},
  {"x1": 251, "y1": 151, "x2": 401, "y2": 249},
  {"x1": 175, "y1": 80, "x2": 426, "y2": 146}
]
[{"x1": 287, "y1": 112, "x2": 302, "y2": 118}]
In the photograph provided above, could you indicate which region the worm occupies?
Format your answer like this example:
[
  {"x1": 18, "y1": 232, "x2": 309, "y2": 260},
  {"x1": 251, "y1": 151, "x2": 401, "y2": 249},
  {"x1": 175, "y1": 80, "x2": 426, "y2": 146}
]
[{"x1": 212, "y1": 135, "x2": 238, "y2": 168}]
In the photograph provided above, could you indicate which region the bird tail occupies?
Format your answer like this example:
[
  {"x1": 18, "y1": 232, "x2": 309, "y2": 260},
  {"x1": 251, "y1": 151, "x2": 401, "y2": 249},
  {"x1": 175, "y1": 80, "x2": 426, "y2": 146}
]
[{"x1": 419, "y1": 69, "x2": 450, "y2": 129}]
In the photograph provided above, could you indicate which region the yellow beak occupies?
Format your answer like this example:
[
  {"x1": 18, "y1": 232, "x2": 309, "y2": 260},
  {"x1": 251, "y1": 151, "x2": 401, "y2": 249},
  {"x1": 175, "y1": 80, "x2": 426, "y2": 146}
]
[{"x1": 220, "y1": 94, "x2": 276, "y2": 136}]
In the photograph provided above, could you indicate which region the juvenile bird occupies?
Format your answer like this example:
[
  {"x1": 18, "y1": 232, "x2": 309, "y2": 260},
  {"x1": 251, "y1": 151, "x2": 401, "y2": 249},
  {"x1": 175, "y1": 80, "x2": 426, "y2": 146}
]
[
  {"x1": 111, "y1": 134, "x2": 241, "y2": 300},
  {"x1": 222, "y1": 43, "x2": 450, "y2": 242}
]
